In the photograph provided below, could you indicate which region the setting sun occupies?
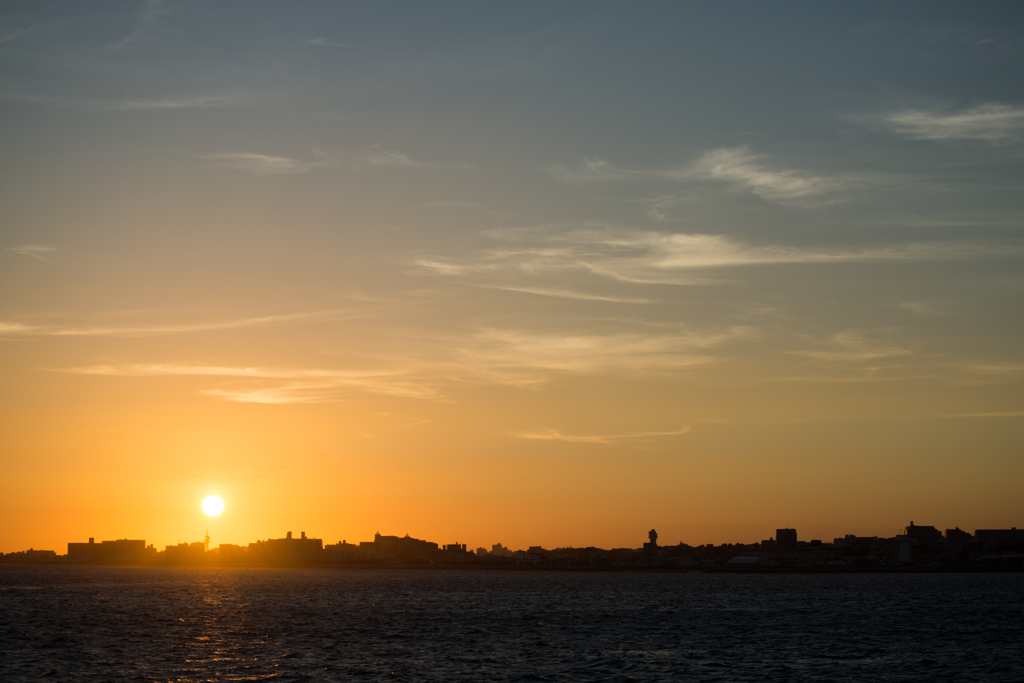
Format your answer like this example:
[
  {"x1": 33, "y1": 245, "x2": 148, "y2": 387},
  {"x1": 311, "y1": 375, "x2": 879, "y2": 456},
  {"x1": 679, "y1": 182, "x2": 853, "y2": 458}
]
[{"x1": 202, "y1": 496, "x2": 224, "y2": 517}]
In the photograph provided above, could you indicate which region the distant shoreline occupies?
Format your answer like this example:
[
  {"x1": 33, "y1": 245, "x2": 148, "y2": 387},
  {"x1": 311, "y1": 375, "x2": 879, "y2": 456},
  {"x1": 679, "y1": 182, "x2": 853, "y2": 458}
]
[{"x1": 2, "y1": 562, "x2": 1021, "y2": 574}]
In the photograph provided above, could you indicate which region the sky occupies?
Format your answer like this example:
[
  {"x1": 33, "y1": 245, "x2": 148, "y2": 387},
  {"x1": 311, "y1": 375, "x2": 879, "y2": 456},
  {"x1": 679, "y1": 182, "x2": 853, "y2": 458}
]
[{"x1": 1, "y1": 1, "x2": 1023, "y2": 554}]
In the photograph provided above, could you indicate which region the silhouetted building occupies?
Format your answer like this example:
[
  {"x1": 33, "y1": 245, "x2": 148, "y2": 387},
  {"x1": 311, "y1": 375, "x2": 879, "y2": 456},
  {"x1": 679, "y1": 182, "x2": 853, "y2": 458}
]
[
  {"x1": 214, "y1": 543, "x2": 249, "y2": 564},
  {"x1": 360, "y1": 532, "x2": 438, "y2": 561},
  {"x1": 251, "y1": 531, "x2": 323, "y2": 564},
  {"x1": 440, "y1": 542, "x2": 474, "y2": 562},
  {"x1": 833, "y1": 535, "x2": 879, "y2": 560},
  {"x1": 904, "y1": 522, "x2": 942, "y2": 542},
  {"x1": 891, "y1": 535, "x2": 912, "y2": 563},
  {"x1": 322, "y1": 540, "x2": 360, "y2": 562},
  {"x1": 163, "y1": 541, "x2": 206, "y2": 564},
  {"x1": 943, "y1": 528, "x2": 972, "y2": 559},
  {"x1": 643, "y1": 528, "x2": 659, "y2": 561},
  {"x1": 0, "y1": 549, "x2": 58, "y2": 563},
  {"x1": 975, "y1": 528, "x2": 1022, "y2": 549},
  {"x1": 490, "y1": 543, "x2": 513, "y2": 558},
  {"x1": 67, "y1": 538, "x2": 97, "y2": 560},
  {"x1": 524, "y1": 546, "x2": 546, "y2": 563},
  {"x1": 776, "y1": 529, "x2": 797, "y2": 554},
  {"x1": 68, "y1": 538, "x2": 146, "y2": 561}
]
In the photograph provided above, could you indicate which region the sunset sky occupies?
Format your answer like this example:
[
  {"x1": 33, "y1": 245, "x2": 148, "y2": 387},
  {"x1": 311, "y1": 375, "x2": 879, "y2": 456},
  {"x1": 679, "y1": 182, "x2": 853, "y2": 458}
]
[{"x1": 2, "y1": 2, "x2": 1022, "y2": 554}]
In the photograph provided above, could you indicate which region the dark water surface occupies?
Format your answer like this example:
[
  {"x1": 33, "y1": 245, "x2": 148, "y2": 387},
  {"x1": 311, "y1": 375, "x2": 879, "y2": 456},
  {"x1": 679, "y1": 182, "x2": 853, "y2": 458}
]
[{"x1": 1, "y1": 566, "x2": 1022, "y2": 682}]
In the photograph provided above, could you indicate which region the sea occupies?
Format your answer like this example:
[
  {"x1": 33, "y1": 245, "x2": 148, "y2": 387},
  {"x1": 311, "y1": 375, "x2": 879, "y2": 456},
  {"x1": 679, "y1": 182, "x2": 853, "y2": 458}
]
[{"x1": 1, "y1": 566, "x2": 1022, "y2": 682}]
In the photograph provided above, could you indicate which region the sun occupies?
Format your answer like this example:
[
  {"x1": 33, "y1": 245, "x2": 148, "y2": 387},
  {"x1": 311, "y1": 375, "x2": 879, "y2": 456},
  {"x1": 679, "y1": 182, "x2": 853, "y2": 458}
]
[{"x1": 202, "y1": 496, "x2": 224, "y2": 516}]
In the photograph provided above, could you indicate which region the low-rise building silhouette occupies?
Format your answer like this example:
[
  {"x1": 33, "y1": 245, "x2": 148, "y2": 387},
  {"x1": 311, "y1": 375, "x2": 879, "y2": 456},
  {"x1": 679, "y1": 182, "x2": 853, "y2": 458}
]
[
  {"x1": 163, "y1": 541, "x2": 206, "y2": 564},
  {"x1": 12, "y1": 518, "x2": 1018, "y2": 568},
  {"x1": 68, "y1": 538, "x2": 148, "y2": 561},
  {"x1": 251, "y1": 531, "x2": 323, "y2": 564},
  {"x1": 975, "y1": 528, "x2": 1022, "y2": 550},
  {"x1": 361, "y1": 532, "x2": 438, "y2": 561},
  {"x1": 904, "y1": 522, "x2": 943, "y2": 542}
]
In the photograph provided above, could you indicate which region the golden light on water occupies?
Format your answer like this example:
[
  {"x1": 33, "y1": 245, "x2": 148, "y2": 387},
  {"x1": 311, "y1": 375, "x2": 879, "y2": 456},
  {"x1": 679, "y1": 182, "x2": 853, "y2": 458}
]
[{"x1": 202, "y1": 496, "x2": 224, "y2": 517}]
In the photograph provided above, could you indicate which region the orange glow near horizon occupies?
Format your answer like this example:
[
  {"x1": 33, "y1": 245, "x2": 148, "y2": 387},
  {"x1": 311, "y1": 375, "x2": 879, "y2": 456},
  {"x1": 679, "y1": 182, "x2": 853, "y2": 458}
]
[{"x1": 1, "y1": 4, "x2": 1022, "y2": 557}]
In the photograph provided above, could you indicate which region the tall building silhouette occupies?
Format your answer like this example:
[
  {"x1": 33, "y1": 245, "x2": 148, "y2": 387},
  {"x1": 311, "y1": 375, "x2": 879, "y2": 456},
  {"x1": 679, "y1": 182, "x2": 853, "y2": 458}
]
[{"x1": 776, "y1": 528, "x2": 797, "y2": 554}]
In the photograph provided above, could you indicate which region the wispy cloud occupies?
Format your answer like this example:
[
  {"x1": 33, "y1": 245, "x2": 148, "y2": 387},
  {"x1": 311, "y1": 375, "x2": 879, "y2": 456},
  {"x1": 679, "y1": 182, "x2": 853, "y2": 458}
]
[
  {"x1": 792, "y1": 332, "x2": 911, "y2": 363},
  {"x1": 0, "y1": 93, "x2": 241, "y2": 110},
  {"x1": 0, "y1": 28, "x2": 32, "y2": 45},
  {"x1": 305, "y1": 38, "x2": 357, "y2": 48},
  {"x1": 351, "y1": 149, "x2": 430, "y2": 168},
  {"x1": 417, "y1": 201, "x2": 482, "y2": 209},
  {"x1": 638, "y1": 194, "x2": 690, "y2": 221},
  {"x1": 547, "y1": 147, "x2": 844, "y2": 205},
  {"x1": 937, "y1": 411, "x2": 1024, "y2": 419},
  {"x1": 966, "y1": 363, "x2": 1024, "y2": 375},
  {"x1": 884, "y1": 103, "x2": 1024, "y2": 143},
  {"x1": 0, "y1": 322, "x2": 37, "y2": 334},
  {"x1": 346, "y1": 148, "x2": 466, "y2": 169},
  {"x1": 203, "y1": 153, "x2": 313, "y2": 176},
  {"x1": 7, "y1": 244, "x2": 55, "y2": 261},
  {"x1": 204, "y1": 148, "x2": 464, "y2": 176},
  {"x1": 769, "y1": 332, "x2": 920, "y2": 383},
  {"x1": 106, "y1": 95, "x2": 239, "y2": 110},
  {"x1": 456, "y1": 327, "x2": 749, "y2": 376},
  {"x1": 61, "y1": 363, "x2": 441, "y2": 403},
  {"x1": 898, "y1": 301, "x2": 950, "y2": 316},
  {"x1": 108, "y1": 0, "x2": 167, "y2": 50},
  {"x1": 48, "y1": 322, "x2": 749, "y2": 402},
  {"x1": 416, "y1": 226, "x2": 1014, "y2": 287},
  {"x1": 690, "y1": 148, "x2": 836, "y2": 203},
  {"x1": 0, "y1": 309, "x2": 367, "y2": 338},
  {"x1": 508, "y1": 426, "x2": 690, "y2": 444},
  {"x1": 475, "y1": 284, "x2": 652, "y2": 304}
]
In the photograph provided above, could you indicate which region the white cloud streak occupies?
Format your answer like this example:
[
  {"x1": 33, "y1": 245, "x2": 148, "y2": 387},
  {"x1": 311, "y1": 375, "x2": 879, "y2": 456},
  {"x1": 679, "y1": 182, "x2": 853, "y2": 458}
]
[
  {"x1": 7, "y1": 244, "x2": 55, "y2": 261},
  {"x1": 416, "y1": 227, "x2": 1012, "y2": 287},
  {"x1": 417, "y1": 202, "x2": 482, "y2": 209},
  {"x1": 61, "y1": 364, "x2": 440, "y2": 403},
  {"x1": 0, "y1": 93, "x2": 241, "y2": 110},
  {"x1": 474, "y1": 285, "x2": 652, "y2": 304},
  {"x1": 108, "y1": 0, "x2": 167, "y2": 50},
  {"x1": 204, "y1": 148, "x2": 463, "y2": 176},
  {"x1": 885, "y1": 103, "x2": 1024, "y2": 142},
  {"x1": 203, "y1": 153, "x2": 313, "y2": 176},
  {"x1": 0, "y1": 309, "x2": 367, "y2": 338},
  {"x1": 898, "y1": 301, "x2": 950, "y2": 316},
  {"x1": 50, "y1": 323, "x2": 746, "y2": 403},
  {"x1": 106, "y1": 95, "x2": 239, "y2": 110},
  {"x1": 691, "y1": 148, "x2": 835, "y2": 203},
  {"x1": 305, "y1": 38, "x2": 357, "y2": 48},
  {"x1": 0, "y1": 322, "x2": 37, "y2": 334},
  {"x1": 508, "y1": 426, "x2": 690, "y2": 444},
  {"x1": 792, "y1": 332, "x2": 911, "y2": 363},
  {"x1": 547, "y1": 147, "x2": 843, "y2": 205},
  {"x1": 456, "y1": 327, "x2": 749, "y2": 376},
  {"x1": 0, "y1": 28, "x2": 32, "y2": 44}
]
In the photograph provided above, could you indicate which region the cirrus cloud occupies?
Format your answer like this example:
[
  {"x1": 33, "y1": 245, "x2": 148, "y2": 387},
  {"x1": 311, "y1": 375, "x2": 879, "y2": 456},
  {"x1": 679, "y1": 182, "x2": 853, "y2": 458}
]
[
  {"x1": 7, "y1": 244, "x2": 56, "y2": 261},
  {"x1": 884, "y1": 103, "x2": 1024, "y2": 143},
  {"x1": 547, "y1": 147, "x2": 849, "y2": 205},
  {"x1": 415, "y1": 226, "x2": 1015, "y2": 288}
]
